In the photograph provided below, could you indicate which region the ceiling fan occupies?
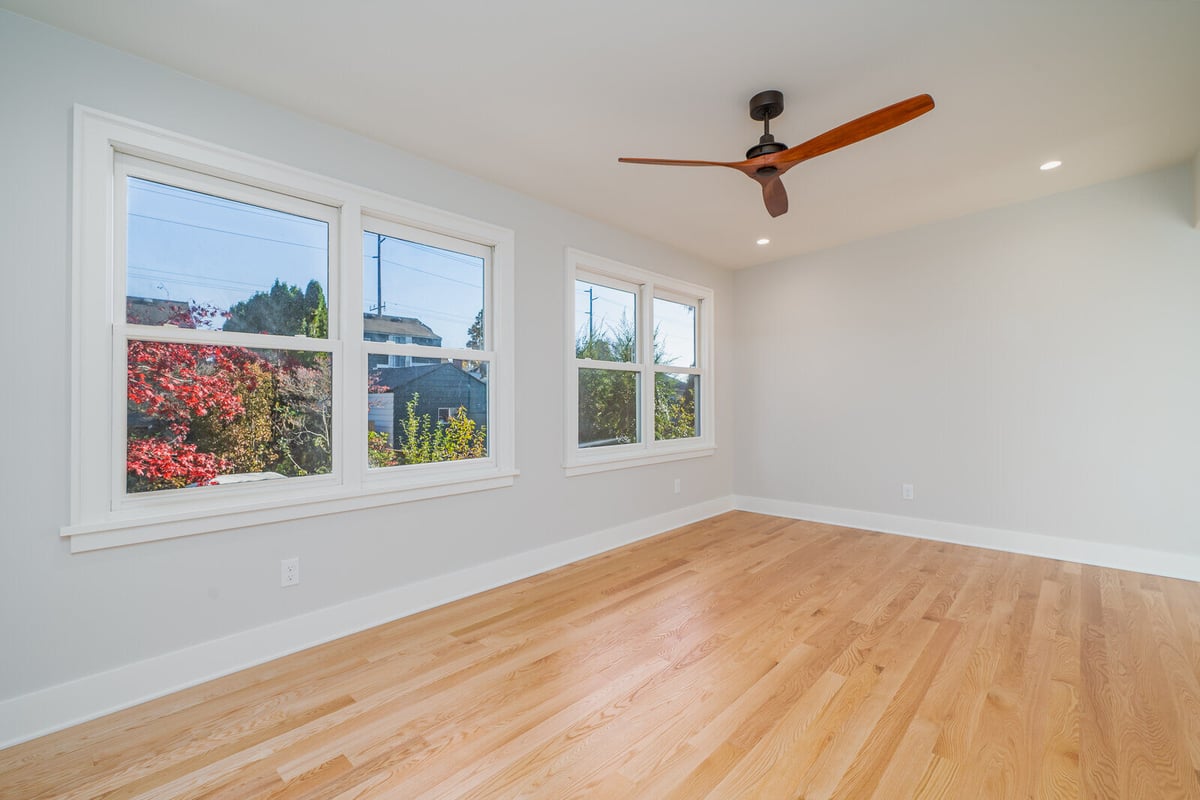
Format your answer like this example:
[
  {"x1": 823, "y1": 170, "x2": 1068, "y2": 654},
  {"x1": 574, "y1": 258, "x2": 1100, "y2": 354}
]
[{"x1": 618, "y1": 91, "x2": 934, "y2": 218}]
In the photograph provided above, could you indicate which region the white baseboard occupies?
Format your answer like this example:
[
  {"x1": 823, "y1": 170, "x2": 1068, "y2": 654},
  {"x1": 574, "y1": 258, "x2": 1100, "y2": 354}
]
[
  {"x1": 734, "y1": 495, "x2": 1200, "y2": 583},
  {"x1": 0, "y1": 495, "x2": 735, "y2": 750}
]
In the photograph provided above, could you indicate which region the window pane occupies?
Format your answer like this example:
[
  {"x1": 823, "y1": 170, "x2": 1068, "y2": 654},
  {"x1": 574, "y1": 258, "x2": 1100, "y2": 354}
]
[
  {"x1": 367, "y1": 359, "x2": 488, "y2": 467},
  {"x1": 655, "y1": 373, "x2": 699, "y2": 440},
  {"x1": 578, "y1": 368, "x2": 640, "y2": 447},
  {"x1": 575, "y1": 280, "x2": 637, "y2": 362},
  {"x1": 653, "y1": 297, "x2": 696, "y2": 367},
  {"x1": 125, "y1": 178, "x2": 329, "y2": 336},
  {"x1": 363, "y1": 233, "x2": 484, "y2": 351},
  {"x1": 126, "y1": 341, "x2": 332, "y2": 493}
]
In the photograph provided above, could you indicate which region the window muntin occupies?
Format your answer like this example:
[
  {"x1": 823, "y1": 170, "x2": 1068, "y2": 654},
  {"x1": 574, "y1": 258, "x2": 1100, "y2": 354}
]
[
  {"x1": 69, "y1": 107, "x2": 516, "y2": 550},
  {"x1": 565, "y1": 250, "x2": 713, "y2": 473}
]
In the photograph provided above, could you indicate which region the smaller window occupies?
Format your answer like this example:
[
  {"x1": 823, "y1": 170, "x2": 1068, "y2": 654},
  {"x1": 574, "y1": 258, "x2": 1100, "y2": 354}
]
[
  {"x1": 362, "y1": 219, "x2": 491, "y2": 471},
  {"x1": 565, "y1": 249, "x2": 714, "y2": 475}
]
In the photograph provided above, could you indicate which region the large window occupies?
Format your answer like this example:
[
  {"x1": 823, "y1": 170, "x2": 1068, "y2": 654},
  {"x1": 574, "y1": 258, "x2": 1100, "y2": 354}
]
[
  {"x1": 565, "y1": 249, "x2": 714, "y2": 475},
  {"x1": 120, "y1": 160, "x2": 338, "y2": 495},
  {"x1": 67, "y1": 107, "x2": 515, "y2": 551}
]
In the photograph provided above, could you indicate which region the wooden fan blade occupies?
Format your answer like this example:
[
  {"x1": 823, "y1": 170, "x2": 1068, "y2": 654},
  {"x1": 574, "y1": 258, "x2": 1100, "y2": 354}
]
[
  {"x1": 761, "y1": 176, "x2": 788, "y2": 217},
  {"x1": 770, "y1": 94, "x2": 934, "y2": 172},
  {"x1": 617, "y1": 156, "x2": 743, "y2": 169}
]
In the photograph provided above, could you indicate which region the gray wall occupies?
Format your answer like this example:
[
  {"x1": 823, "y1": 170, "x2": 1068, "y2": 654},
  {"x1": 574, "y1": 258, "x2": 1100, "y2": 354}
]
[
  {"x1": 0, "y1": 11, "x2": 735, "y2": 703},
  {"x1": 734, "y1": 164, "x2": 1200, "y2": 554}
]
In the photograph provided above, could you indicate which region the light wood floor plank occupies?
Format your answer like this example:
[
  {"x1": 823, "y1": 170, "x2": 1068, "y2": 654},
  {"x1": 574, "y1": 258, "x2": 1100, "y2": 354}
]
[{"x1": 3, "y1": 511, "x2": 1200, "y2": 798}]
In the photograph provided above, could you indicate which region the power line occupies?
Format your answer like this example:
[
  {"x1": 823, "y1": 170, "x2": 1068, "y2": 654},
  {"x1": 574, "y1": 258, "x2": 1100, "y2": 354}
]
[
  {"x1": 376, "y1": 256, "x2": 482, "y2": 289},
  {"x1": 369, "y1": 234, "x2": 484, "y2": 268},
  {"x1": 128, "y1": 265, "x2": 277, "y2": 292},
  {"x1": 129, "y1": 179, "x2": 327, "y2": 228},
  {"x1": 129, "y1": 212, "x2": 327, "y2": 251}
]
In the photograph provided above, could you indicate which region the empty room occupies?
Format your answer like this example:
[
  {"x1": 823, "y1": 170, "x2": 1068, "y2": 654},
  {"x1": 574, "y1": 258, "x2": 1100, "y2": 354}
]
[{"x1": 2, "y1": 2, "x2": 1199, "y2": 797}]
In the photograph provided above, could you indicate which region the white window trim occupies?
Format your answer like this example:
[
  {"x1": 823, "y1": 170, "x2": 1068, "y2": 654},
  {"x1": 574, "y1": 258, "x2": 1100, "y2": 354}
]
[
  {"x1": 66, "y1": 106, "x2": 516, "y2": 552},
  {"x1": 563, "y1": 248, "x2": 715, "y2": 476}
]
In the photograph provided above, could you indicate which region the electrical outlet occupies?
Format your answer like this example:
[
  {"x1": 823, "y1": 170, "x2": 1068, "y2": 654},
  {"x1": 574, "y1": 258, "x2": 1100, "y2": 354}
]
[
  {"x1": 673, "y1": 478, "x2": 682, "y2": 494},
  {"x1": 281, "y1": 557, "x2": 300, "y2": 587},
  {"x1": 902, "y1": 483, "x2": 914, "y2": 501}
]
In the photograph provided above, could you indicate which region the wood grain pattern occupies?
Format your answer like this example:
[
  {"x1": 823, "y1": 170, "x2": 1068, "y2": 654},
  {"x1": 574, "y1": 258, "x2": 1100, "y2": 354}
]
[{"x1": 3, "y1": 511, "x2": 1200, "y2": 799}]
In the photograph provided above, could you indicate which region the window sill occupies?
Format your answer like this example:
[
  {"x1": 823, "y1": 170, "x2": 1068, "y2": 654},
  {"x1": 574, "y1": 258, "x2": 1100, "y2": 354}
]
[
  {"x1": 61, "y1": 469, "x2": 519, "y2": 553},
  {"x1": 563, "y1": 446, "x2": 715, "y2": 477}
]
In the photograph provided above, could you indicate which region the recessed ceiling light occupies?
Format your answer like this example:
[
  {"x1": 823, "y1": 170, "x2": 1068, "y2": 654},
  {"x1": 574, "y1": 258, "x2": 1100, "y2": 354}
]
[
  {"x1": 1040, "y1": 160, "x2": 1062, "y2": 171},
  {"x1": 756, "y1": 238, "x2": 770, "y2": 245}
]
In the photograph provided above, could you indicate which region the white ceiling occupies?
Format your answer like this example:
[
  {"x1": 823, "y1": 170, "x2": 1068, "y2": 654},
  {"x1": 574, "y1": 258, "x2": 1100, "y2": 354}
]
[{"x1": 4, "y1": 1, "x2": 1199, "y2": 268}]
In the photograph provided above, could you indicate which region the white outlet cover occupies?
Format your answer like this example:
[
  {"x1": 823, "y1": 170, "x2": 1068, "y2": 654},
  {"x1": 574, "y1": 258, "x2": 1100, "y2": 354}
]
[
  {"x1": 902, "y1": 483, "x2": 914, "y2": 500},
  {"x1": 281, "y1": 557, "x2": 300, "y2": 586}
]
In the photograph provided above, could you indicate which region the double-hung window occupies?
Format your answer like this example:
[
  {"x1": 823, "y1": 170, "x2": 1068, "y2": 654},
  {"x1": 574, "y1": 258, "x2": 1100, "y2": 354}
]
[
  {"x1": 67, "y1": 107, "x2": 515, "y2": 551},
  {"x1": 118, "y1": 157, "x2": 339, "y2": 499},
  {"x1": 361, "y1": 220, "x2": 493, "y2": 471},
  {"x1": 564, "y1": 249, "x2": 714, "y2": 475}
]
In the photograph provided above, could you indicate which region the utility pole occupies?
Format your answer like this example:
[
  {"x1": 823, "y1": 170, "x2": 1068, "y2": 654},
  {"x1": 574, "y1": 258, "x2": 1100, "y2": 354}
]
[
  {"x1": 372, "y1": 233, "x2": 385, "y2": 317},
  {"x1": 587, "y1": 285, "x2": 595, "y2": 342}
]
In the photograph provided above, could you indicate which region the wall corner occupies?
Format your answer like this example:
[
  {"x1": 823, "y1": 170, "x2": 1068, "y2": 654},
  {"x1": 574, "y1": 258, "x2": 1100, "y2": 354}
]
[{"x1": 1192, "y1": 150, "x2": 1200, "y2": 228}]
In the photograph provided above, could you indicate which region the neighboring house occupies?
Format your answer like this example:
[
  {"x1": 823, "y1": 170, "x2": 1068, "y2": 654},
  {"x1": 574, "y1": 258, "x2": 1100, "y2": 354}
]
[
  {"x1": 126, "y1": 295, "x2": 194, "y2": 326},
  {"x1": 371, "y1": 364, "x2": 487, "y2": 445},
  {"x1": 364, "y1": 315, "x2": 442, "y2": 368}
]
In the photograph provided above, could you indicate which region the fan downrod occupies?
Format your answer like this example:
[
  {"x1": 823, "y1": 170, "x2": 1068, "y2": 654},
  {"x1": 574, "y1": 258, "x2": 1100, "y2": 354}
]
[{"x1": 746, "y1": 90, "x2": 788, "y2": 161}]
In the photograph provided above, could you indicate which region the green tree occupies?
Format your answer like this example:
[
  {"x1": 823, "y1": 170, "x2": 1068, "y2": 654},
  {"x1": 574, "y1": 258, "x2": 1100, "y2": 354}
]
[
  {"x1": 464, "y1": 309, "x2": 488, "y2": 378},
  {"x1": 272, "y1": 352, "x2": 334, "y2": 476},
  {"x1": 189, "y1": 359, "x2": 279, "y2": 474},
  {"x1": 367, "y1": 430, "x2": 400, "y2": 468},
  {"x1": 225, "y1": 279, "x2": 329, "y2": 337},
  {"x1": 654, "y1": 374, "x2": 697, "y2": 440},
  {"x1": 466, "y1": 309, "x2": 484, "y2": 350},
  {"x1": 577, "y1": 316, "x2": 638, "y2": 445},
  {"x1": 396, "y1": 393, "x2": 486, "y2": 464}
]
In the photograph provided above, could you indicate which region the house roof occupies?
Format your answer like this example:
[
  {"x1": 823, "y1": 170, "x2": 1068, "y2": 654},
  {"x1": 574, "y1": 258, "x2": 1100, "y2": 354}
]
[
  {"x1": 363, "y1": 315, "x2": 438, "y2": 340},
  {"x1": 372, "y1": 364, "x2": 483, "y2": 393},
  {"x1": 125, "y1": 296, "x2": 194, "y2": 327},
  {"x1": 9, "y1": 1, "x2": 1199, "y2": 268}
]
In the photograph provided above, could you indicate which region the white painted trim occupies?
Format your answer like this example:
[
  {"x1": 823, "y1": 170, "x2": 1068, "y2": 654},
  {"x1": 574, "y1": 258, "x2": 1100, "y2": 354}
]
[
  {"x1": 64, "y1": 470, "x2": 519, "y2": 552},
  {"x1": 563, "y1": 446, "x2": 716, "y2": 477},
  {"x1": 734, "y1": 495, "x2": 1200, "y2": 583},
  {"x1": 0, "y1": 495, "x2": 735, "y2": 749}
]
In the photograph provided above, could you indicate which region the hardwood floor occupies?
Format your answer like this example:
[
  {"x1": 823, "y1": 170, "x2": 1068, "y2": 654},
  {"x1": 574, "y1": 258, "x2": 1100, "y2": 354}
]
[{"x1": 4, "y1": 511, "x2": 1200, "y2": 798}]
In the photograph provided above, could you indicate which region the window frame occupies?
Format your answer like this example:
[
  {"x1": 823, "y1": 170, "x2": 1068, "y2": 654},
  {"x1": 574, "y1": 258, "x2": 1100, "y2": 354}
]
[
  {"x1": 564, "y1": 248, "x2": 715, "y2": 476},
  {"x1": 66, "y1": 106, "x2": 516, "y2": 552}
]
